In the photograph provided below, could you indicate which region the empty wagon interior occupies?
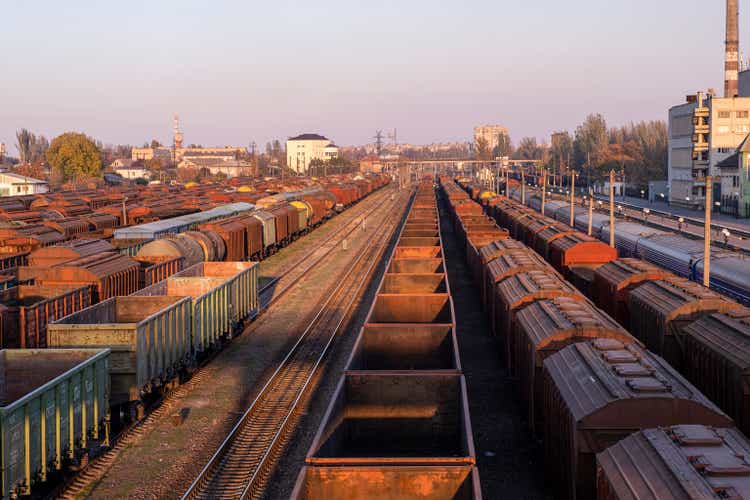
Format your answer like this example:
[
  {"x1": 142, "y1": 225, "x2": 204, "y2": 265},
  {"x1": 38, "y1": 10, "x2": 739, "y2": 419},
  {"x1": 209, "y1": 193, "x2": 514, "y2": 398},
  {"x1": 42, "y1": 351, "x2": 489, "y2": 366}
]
[
  {"x1": 380, "y1": 273, "x2": 447, "y2": 294},
  {"x1": 135, "y1": 277, "x2": 227, "y2": 299},
  {"x1": 310, "y1": 373, "x2": 471, "y2": 460},
  {"x1": 347, "y1": 324, "x2": 458, "y2": 371},
  {"x1": 388, "y1": 258, "x2": 444, "y2": 274},
  {"x1": 54, "y1": 296, "x2": 185, "y2": 324},
  {"x1": 0, "y1": 349, "x2": 96, "y2": 405},
  {"x1": 370, "y1": 293, "x2": 452, "y2": 323}
]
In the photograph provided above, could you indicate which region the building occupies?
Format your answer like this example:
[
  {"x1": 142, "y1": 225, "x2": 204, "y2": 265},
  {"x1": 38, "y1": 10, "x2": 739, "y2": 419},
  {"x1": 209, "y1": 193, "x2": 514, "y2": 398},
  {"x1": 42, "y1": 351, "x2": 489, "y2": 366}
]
[
  {"x1": 131, "y1": 147, "x2": 172, "y2": 162},
  {"x1": 177, "y1": 157, "x2": 254, "y2": 178},
  {"x1": 0, "y1": 172, "x2": 48, "y2": 196},
  {"x1": 359, "y1": 155, "x2": 384, "y2": 173},
  {"x1": 473, "y1": 125, "x2": 509, "y2": 153},
  {"x1": 286, "y1": 134, "x2": 339, "y2": 174},
  {"x1": 113, "y1": 165, "x2": 150, "y2": 180},
  {"x1": 0, "y1": 143, "x2": 5, "y2": 163},
  {"x1": 667, "y1": 91, "x2": 750, "y2": 208},
  {"x1": 717, "y1": 134, "x2": 750, "y2": 217}
]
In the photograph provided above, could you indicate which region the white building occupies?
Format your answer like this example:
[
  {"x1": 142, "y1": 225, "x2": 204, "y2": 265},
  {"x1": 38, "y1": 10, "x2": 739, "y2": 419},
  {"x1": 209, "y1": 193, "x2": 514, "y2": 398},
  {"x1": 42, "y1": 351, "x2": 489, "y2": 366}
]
[
  {"x1": 668, "y1": 91, "x2": 750, "y2": 208},
  {"x1": 114, "y1": 166, "x2": 150, "y2": 180},
  {"x1": 178, "y1": 157, "x2": 254, "y2": 178},
  {"x1": 0, "y1": 172, "x2": 48, "y2": 196},
  {"x1": 474, "y1": 125, "x2": 509, "y2": 152},
  {"x1": 286, "y1": 134, "x2": 339, "y2": 174}
]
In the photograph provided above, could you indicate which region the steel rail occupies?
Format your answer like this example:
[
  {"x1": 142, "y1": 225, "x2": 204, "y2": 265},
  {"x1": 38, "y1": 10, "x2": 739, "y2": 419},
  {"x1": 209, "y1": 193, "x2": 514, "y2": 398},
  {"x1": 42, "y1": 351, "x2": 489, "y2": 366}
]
[{"x1": 182, "y1": 192, "x2": 412, "y2": 500}]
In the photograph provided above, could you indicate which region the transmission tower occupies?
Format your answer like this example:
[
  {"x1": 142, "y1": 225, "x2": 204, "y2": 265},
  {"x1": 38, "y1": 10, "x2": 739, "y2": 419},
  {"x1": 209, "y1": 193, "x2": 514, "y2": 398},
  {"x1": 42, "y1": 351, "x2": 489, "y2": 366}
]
[{"x1": 374, "y1": 130, "x2": 385, "y2": 156}]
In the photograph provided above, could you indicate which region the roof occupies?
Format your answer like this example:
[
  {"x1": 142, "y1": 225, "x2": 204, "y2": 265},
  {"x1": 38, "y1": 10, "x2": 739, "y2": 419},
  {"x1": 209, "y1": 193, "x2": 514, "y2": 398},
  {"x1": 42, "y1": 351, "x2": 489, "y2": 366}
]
[
  {"x1": 717, "y1": 152, "x2": 740, "y2": 169},
  {"x1": 288, "y1": 133, "x2": 329, "y2": 141},
  {"x1": 325, "y1": 143, "x2": 338, "y2": 148},
  {"x1": 740, "y1": 132, "x2": 750, "y2": 153},
  {"x1": 0, "y1": 172, "x2": 46, "y2": 184}
]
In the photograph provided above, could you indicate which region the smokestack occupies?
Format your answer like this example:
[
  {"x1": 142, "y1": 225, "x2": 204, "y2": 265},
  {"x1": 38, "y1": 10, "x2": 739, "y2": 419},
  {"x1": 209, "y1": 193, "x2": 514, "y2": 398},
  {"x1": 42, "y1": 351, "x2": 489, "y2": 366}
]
[{"x1": 726, "y1": 0, "x2": 740, "y2": 98}]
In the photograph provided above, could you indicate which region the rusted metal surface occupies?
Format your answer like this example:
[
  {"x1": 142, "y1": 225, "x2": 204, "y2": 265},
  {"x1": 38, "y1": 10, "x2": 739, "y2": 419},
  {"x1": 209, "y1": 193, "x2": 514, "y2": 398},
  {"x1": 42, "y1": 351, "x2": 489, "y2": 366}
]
[
  {"x1": 495, "y1": 271, "x2": 583, "y2": 367},
  {"x1": 306, "y1": 372, "x2": 475, "y2": 465},
  {"x1": 548, "y1": 233, "x2": 617, "y2": 274},
  {"x1": 19, "y1": 252, "x2": 139, "y2": 303},
  {"x1": 133, "y1": 255, "x2": 183, "y2": 288},
  {"x1": 515, "y1": 297, "x2": 635, "y2": 432},
  {"x1": 591, "y1": 258, "x2": 673, "y2": 329},
  {"x1": 543, "y1": 340, "x2": 732, "y2": 500},
  {"x1": 683, "y1": 308, "x2": 750, "y2": 435},
  {"x1": 347, "y1": 324, "x2": 461, "y2": 372},
  {"x1": 483, "y1": 250, "x2": 550, "y2": 316},
  {"x1": 28, "y1": 238, "x2": 114, "y2": 267},
  {"x1": 370, "y1": 293, "x2": 452, "y2": 324},
  {"x1": 393, "y1": 246, "x2": 442, "y2": 259},
  {"x1": 629, "y1": 276, "x2": 740, "y2": 369},
  {"x1": 0, "y1": 284, "x2": 91, "y2": 348},
  {"x1": 388, "y1": 257, "x2": 444, "y2": 274},
  {"x1": 291, "y1": 465, "x2": 482, "y2": 500},
  {"x1": 596, "y1": 426, "x2": 748, "y2": 500},
  {"x1": 380, "y1": 273, "x2": 447, "y2": 294}
]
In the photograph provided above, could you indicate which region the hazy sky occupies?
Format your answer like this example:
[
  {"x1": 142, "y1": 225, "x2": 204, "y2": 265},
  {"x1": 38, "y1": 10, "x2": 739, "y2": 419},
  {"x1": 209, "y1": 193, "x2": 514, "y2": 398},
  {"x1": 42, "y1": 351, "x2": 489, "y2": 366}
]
[{"x1": 0, "y1": 0, "x2": 735, "y2": 152}]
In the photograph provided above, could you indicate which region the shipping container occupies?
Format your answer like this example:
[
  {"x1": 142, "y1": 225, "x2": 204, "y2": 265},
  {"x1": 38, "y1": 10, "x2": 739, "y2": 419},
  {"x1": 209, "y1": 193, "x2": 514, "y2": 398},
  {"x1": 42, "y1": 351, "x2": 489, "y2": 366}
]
[
  {"x1": 0, "y1": 285, "x2": 91, "y2": 348},
  {"x1": 542, "y1": 341, "x2": 732, "y2": 500},
  {"x1": 48, "y1": 296, "x2": 191, "y2": 412},
  {"x1": 597, "y1": 426, "x2": 747, "y2": 500},
  {"x1": 0, "y1": 348, "x2": 109, "y2": 499}
]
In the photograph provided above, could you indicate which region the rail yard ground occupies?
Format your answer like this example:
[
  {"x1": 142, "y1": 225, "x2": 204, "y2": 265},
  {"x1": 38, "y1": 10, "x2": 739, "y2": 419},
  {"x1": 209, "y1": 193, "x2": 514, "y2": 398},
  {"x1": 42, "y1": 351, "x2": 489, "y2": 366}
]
[{"x1": 76, "y1": 186, "x2": 410, "y2": 499}]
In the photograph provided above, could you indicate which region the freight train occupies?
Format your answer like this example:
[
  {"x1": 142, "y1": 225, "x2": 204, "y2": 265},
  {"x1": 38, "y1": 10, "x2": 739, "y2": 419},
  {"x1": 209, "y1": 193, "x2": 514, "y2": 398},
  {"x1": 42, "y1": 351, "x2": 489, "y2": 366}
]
[
  {"x1": 0, "y1": 175, "x2": 390, "y2": 499},
  {"x1": 441, "y1": 177, "x2": 750, "y2": 500}
]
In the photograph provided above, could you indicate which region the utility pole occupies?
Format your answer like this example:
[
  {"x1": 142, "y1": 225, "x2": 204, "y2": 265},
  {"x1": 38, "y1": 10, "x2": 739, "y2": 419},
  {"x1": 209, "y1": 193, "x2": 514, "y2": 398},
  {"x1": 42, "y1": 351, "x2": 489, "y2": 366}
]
[
  {"x1": 609, "y1": 170, "x2": 615, "y2": 248},
  {"x1": 588, "y1": 189, "x2": 594, "y2": 236},
  {"x1": 521, "y1": 168, "x2": 526, "y2": 204},
  {"x1": 541, "y1": 170, "x2": 547, "y2": 215},
  {"x1": 704, "y1": 176, "x2": 713, "y2": 287},
  {"x1": 569, "y1": 172, "x2": 575, "y2": 227}
]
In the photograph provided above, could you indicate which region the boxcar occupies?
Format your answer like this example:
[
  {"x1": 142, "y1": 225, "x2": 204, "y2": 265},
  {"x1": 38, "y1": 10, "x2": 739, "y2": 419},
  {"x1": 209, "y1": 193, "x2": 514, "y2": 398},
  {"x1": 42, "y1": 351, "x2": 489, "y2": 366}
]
[
  {"x1": 0, "y1": 348, "x2": 109, "y2": 499},
  {"x1": 48, "y1": 296, "x2": 191, "y2": 415},
  {"x1": 252, "y1": 211, "x2": 277, "y2": 252},
  {"x1": 683, "y1": 308, "x2": 750, "y2": 435},
  {"x1": 590, "y1": 258, "x2": 673, "y2": 330},
  {"x1": 18, "y1": 252, "x2": 140, "y2": 304},
  {"x1": 28, "y1": 238, "x2": 115, "y2": 267},
  {"x1": 484, "y1": 250, "x2": 551, "y2": 316},
  {"x1": 515, "y1": 299, "x2": 635, "y2": 431},
  {"x1": 542, "y1": 341, "x2": 732, "y2": 500},
  {"x1": 629, "y1": 276, "x2": 739, "y2": 369},
  {"x1": 597, "y1": 426, "x2": 750, "y2": 500},
  {"x1": 133, "y1": 256, "x2": 183, "y2": 289}
]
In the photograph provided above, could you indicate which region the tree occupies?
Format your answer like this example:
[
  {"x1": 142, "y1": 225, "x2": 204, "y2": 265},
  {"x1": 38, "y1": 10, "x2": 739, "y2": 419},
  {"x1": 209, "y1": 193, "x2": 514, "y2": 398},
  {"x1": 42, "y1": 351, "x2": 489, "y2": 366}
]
[
  {"x1": 15, "y1": 129, "x2": 48, "y2": 164},
  {"x1": 493, "y1": 132, "x2": 513, "y2": 158},
  {"x1": 150, "y1": 139, "x2": 162, "y2": 149},
  {"x1": 574, "y1": 113, "x2": 608, "y2": 184},
  {"x1": 46, "y1": 132, "x2": 102, "y2": 182},
  {"x1": 514, "y1": 137, "x2": 541, "y2": 160},
  {"x1": 13, "y1": 162, "x2": 46, "y2": 180},
  {"x1": 475, "y1": 137, "x2": 492, "y2": 161}
]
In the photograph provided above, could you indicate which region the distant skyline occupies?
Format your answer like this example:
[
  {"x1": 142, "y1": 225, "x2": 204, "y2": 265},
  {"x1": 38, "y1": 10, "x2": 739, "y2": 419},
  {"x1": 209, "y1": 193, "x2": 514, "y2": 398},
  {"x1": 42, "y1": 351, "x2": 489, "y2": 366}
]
[{"x1": 0, "y1": 0, "x2": 737, "y2": 154}]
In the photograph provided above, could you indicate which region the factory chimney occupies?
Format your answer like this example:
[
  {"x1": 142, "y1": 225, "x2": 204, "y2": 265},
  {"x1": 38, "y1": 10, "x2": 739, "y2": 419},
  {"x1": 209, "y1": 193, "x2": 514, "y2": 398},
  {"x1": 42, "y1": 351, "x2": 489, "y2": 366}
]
[{"x1": 726, "y1": 0, "x2": 740, "y2": 98}]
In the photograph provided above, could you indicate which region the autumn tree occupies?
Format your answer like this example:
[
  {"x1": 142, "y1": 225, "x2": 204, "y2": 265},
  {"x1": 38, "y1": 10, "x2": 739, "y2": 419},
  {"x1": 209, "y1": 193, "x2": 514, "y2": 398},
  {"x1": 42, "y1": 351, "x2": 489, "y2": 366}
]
[
  {"x1": 493, "y1": 132, "x2": 513, "y2": 158},
  {"x1": 514, "y1": 137, "x2": 542, "y2": 160},
  {"x1": 15, "y1": 129, "x2": 49, "y2": 164},
  {"x1": 474, "y1": 137, "x2": 493, "y2": 160},
  {"x1": 46, "y1": 132, "x2": 102, "y2": 182},
  {"x1": 574, "y1": 114, "x2": 608, "y2": 186}
]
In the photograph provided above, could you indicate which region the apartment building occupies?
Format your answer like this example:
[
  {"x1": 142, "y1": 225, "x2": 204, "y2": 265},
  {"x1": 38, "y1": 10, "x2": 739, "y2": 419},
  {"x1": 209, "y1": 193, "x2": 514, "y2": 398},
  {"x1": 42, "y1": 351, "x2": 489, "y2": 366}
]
[
  {"x1": 473, "y1": 125, "x2": 508, "y2": 153},
  {"x1": 668, "y1": 91, "x2": 750, "y2": 209},
  {"x1": 286, "y1": 134, "x2": 339, "y2": 174}
]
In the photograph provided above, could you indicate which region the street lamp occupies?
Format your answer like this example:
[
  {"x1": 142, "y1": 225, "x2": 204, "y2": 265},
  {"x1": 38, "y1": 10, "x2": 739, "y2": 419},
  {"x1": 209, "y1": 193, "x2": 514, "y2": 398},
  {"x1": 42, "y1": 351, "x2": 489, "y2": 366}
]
[
  {"x1": 678, "y1": 217, "x2": 684, "y2": 232},
  {"x1": 722, "y1": 228, "x2": 731, "y2": 247},
  {"x1": 640, "y1": 189, "x2": 645, "y2": 199},
  {"x1": 643, "y1": 207, "x2": 650, "y2": 222}
]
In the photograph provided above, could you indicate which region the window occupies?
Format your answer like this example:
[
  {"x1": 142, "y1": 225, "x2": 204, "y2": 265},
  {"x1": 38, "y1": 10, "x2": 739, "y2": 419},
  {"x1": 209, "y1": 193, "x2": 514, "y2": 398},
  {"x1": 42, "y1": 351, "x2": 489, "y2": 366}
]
[
  {"x1": 719, "y1": 125, "x2": 731, "y2": 133},
  {"x1": 718, "y1": 147, "x2": 733, "y2": 153},
  {"x1": 740, "y1": 124, "x2": 750, "y2": 133},
  {"x1": 719, "y1": 111, "x2": 731, "y2": 119},
  {"x1": 734, "y1": 176, "x2": 740, "y2": 188},
  {"x1": 738, "y1": 111, "x2": 750, "y2": 119}
]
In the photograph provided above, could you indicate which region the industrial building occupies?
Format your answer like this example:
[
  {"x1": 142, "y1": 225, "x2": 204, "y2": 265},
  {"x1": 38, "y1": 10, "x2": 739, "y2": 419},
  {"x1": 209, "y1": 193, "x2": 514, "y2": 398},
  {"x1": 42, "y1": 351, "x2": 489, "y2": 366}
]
[
  {"x1": 0, "y1": 171, "x2": 48, "y2": 196},
  {"x1": 286, "y1": 134, "x2": 339, "y2": 174}
]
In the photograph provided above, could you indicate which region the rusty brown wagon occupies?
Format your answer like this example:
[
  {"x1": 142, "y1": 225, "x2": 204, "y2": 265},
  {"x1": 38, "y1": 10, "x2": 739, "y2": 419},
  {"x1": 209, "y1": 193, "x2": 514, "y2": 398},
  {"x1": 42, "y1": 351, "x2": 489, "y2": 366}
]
[
  {"x1": 591, "y1": 258, "x2": 674, "y2": 330},
  {"x1": 542, "y1": 340, "x2": 733, "y2": 500},
  {"x1": 596, "y1": 425, "x2": 748, "y2": 500},
  {"x1": 629, "y1": 276, "x2": 740, "y2": 369}
]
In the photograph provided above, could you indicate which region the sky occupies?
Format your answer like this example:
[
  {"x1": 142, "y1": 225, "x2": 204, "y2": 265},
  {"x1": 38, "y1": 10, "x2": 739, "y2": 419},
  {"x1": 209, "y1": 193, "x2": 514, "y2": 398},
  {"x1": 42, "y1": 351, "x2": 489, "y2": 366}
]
[{"x1": 0, "y1": 0, "x2": 735, "y2": 152}]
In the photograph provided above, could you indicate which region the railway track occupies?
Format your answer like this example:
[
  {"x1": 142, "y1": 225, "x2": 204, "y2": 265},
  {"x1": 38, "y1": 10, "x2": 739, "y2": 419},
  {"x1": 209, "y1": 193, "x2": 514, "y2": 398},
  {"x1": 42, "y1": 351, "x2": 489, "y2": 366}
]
[
  {"x1": 181, "y1": 190, "x2": 412, "y2": 500},
  {"x1": 257, "y1": 187, "x2": 396, "y2": 310},
  {"x1": 51, "y1": 186, "x2": 397, "y2": 500}
]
